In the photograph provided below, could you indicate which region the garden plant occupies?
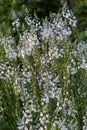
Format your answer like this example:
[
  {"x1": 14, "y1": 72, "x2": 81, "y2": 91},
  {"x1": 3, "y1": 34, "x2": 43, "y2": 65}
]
[{"x1": 0, "y1": 1, "x2": 87, "y2": 130}]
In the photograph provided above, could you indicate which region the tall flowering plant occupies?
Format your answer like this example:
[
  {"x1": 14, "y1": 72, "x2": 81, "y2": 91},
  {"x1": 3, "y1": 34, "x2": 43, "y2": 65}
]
[{"x1": 0, "y1": 3, "x2": 87, "y2": 130}]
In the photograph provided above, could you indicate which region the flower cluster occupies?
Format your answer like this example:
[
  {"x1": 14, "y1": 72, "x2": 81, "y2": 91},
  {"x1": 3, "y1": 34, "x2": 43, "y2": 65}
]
[{"x1": 0, "y1": 2, "x2": 87, "y2": 130}]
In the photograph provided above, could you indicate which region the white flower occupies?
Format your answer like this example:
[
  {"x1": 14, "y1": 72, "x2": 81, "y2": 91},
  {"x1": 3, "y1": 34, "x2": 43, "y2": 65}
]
[{"x1": 39, "y1": 127, "x2": 44, "y2": 130}]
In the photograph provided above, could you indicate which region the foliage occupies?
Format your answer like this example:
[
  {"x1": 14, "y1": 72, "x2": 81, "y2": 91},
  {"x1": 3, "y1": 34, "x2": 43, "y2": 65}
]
[{"x1": 0, "y1": 1, "x2": 87, "y2": 130}]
